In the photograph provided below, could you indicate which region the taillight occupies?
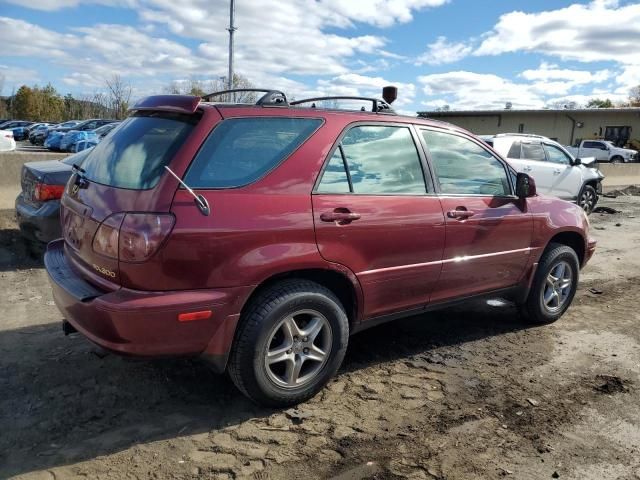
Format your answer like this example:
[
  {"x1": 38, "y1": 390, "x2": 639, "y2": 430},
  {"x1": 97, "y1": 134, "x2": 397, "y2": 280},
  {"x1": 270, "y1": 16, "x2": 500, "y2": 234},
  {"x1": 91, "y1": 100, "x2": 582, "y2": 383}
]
[
  {"x1": 5, "y1": 133, "x2": 13, "y2": 138},
  {"x1": 119, "y1": 214, "x2": 175, "y2": 262},
  {"x1": 34, "y1": 183, "x2": 65, "y2": 201},
  {"x1": 92, "y1": 213, "x2": 125, "y2": 259},
  {"x1": 91, "y1": 213, "x2": 174, "y2": 262}
]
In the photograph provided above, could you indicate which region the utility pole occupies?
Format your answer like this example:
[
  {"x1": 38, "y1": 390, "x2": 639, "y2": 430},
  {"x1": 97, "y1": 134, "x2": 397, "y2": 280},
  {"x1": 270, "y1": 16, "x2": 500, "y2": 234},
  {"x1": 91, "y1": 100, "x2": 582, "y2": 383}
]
[{"x1": 227, "y1": 0, "x2": 236, "y2": 100}]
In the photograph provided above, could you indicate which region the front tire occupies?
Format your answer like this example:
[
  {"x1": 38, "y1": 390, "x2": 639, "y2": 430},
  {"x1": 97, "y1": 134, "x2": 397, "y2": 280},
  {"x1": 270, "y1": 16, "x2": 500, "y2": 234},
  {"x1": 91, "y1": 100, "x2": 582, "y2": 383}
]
[
  {"x1": 578, "y1": 185, "x2": 598, "y2": 214},
  {"x1": 228, "y1": 279, "x2": 349, "y2": 407},
  {"x1": 519, "y1": 243, "x2": 579, "y2": 325}
]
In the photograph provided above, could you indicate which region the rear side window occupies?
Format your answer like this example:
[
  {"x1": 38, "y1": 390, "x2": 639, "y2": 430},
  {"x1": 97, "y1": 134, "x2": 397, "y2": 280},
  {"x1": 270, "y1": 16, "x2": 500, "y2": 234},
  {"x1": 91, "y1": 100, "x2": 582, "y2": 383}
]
[
  {"x1": 506, "y1": 140, "x2": 522, "y2": 159},
  {"x1": 584, "y1": 141, "x2": 605, "y2": 150},
  {"x1": 521, "y1": 143, "x2": 546, "y2": 161},
  {"x1": 184, "y1": 117, "x2": 322, "y2": 188},
  {"x1": 317, "y1": 125, "x2": 426, "y2": 194},
  {"x1": 81, "y1": 112, "x2": 196, "y2": 189}
]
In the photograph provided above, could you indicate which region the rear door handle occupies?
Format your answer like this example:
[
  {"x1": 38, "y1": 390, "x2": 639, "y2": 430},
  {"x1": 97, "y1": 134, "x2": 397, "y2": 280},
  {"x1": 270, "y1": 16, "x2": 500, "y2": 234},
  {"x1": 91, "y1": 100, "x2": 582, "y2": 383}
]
[
  {"x1": 523, "y1": 165, "x2": 533, "y2": 172},
  {"x1": 447, "y1": 209, "x2": 476, "y2": 220},
  {"x1": 320, "y1": 209, "x2": 361, "y2": 224}
]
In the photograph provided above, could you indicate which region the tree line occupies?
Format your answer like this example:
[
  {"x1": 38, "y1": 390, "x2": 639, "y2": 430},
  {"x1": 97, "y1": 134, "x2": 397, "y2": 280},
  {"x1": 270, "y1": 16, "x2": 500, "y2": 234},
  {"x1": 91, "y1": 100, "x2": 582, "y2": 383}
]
[
  {"x1": 0, "y1": 74, "x2": 132, "y2": 122},
  {"x1": 0, "y1": 73, "x2": 257, "y2": 122}
]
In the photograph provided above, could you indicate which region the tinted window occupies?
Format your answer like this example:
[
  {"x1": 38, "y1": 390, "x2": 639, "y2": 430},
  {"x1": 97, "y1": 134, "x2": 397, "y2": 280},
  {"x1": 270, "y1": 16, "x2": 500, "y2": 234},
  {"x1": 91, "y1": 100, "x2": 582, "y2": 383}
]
[
  {"x1": 317, "y1": 149, "x2": 350, "y2": 193},
  {"x1": 184, "y1": 117, "x2": 322, "y2": 188},
  {"x1": 521, "y1": 143, "x2": 546, "y2": 161},
  {"x1": 422, "y1": 129, "x2": 510, "y2": 196},
  {"x1": 584, "y1": 141, "x2": 606, "y2": 150},
  {"x1": 338, "y1": 126, "x2": 425, "y2": 194},
  {"x1": 82, "y1": 112, "x2": 196, "y2": 189},
  {"x1": 544, "y1": 144, "x2": 571, "y2": 165},
  {"x1": 506, "y1": 140, "x2": 522, "y2": 159}
]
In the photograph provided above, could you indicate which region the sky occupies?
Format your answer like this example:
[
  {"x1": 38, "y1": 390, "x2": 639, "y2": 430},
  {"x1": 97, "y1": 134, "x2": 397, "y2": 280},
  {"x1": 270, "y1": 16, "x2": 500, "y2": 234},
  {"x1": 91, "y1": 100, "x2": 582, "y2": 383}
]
[{"x1": 0, "y1": 0, "x2": 639, "y2": 113}]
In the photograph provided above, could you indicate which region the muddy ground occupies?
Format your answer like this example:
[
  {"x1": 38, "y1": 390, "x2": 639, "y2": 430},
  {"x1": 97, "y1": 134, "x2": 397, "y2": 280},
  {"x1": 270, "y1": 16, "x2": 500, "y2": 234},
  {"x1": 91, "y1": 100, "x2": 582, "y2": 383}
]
[{"x1": 1, "y1": 196, "x2": 640, "y2": 480}]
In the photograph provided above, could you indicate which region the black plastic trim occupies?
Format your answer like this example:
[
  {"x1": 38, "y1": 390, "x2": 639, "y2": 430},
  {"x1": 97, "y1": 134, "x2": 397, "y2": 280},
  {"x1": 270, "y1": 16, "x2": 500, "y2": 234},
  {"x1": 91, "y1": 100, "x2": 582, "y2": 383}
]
[{"x1": 45, "y1": 243, "x2": 104, "y2": 302}]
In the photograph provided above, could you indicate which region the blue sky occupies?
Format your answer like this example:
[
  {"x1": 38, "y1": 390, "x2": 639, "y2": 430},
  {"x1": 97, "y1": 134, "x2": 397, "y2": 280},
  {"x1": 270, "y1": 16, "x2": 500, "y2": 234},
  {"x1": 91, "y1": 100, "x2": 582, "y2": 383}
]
[{"x1": 1, "y1": 0, "x2": 639, "y2": 113}]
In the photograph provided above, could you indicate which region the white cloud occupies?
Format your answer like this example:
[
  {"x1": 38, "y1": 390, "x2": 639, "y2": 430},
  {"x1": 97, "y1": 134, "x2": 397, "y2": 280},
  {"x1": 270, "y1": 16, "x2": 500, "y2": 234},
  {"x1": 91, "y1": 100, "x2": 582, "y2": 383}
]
[
  {"x1": 316, "y1": 0, "x2": 449, "y2": 28},
  {"x1": 419, "y1": 71, "x2": 545, "y2": 110},
  {"x1": 475, "y1": 0, "x2": 640, "y2": 65},
  {"x1": 415, "y1": 36, "x2": 472, "y2": 65},
  {"x1": 0, "y1": 65, "x2": 41, "y2": 94},
  {"x1": 3, "y1": 0, "x2": 133, "y2": 11},
  {"x1": 315, "y1": 73, "x2": 415, "y2": 107}
]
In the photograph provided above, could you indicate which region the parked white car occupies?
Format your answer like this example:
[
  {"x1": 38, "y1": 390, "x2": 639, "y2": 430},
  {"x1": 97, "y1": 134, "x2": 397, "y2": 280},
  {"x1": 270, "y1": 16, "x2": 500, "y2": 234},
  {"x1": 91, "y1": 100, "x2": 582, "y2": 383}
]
[
  {"x1": 566, "y1": 139, "x2": 637, "y2": 163},
  {"x1": 0, "y1": 129, "x2": 16, "y2": 152},
  {"x1": 485, "y1": 133, "x2": 604, "y2": 214}
]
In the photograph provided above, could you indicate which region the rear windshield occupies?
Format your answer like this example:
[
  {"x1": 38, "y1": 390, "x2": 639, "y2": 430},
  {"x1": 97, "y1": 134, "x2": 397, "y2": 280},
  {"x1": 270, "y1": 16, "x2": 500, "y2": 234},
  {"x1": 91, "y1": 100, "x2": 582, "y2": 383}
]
[
  {"x1": 184, "y1": 117, "x2": 322, "y2": 188},
  {"x1": 81, "y1": 112, "x2": 197, "y2": 189}
]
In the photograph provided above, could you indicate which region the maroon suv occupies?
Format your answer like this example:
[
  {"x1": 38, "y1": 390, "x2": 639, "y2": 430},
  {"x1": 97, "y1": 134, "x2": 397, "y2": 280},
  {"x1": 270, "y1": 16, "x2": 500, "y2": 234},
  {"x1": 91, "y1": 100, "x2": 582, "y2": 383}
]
[{"x1": 45, "y1": 89, "x2": 596, "y2": 406}]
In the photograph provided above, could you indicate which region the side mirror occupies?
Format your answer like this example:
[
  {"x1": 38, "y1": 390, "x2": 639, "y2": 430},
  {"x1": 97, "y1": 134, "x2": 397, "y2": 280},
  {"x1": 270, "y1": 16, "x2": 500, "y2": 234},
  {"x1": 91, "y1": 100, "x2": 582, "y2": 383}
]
[
  {"x1": 573, "y1": 157, "x2": 582, "y2": 165},
  {"x1": 516, "y1": 172, "x2": 537, "y2": 199}
]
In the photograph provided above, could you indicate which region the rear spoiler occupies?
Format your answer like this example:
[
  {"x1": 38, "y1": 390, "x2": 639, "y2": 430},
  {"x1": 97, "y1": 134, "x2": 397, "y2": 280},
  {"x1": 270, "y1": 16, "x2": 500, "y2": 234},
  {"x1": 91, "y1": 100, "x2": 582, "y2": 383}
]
[{"x1": 129, "y1": 95, "x2": 201, "y2": 114}]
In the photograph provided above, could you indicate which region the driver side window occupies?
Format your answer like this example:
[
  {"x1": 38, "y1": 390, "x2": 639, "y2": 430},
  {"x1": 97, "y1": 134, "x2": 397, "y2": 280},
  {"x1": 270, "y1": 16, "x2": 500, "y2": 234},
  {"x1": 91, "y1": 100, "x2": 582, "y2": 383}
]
[{"x1": 421, "y1": 129, "x2": 510, "y2": 196}]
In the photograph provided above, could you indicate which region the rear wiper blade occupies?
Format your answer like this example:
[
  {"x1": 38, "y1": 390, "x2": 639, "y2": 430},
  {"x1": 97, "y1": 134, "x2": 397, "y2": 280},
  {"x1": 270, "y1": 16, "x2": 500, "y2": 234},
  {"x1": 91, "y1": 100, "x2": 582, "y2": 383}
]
[{"x1": 72, "y1": 163, "x2": 86, "y2": 175}]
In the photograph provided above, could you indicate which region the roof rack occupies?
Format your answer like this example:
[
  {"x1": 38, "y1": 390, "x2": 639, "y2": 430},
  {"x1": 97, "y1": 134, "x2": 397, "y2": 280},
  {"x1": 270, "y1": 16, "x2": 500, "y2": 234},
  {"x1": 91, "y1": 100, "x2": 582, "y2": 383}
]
[
  {"x1": 201, "y1": 89, "x2": 288, "y2": 106},
  {"x1": 290, "y1": 96, "x2": 395, "y2": 114},
  {"x1": 494, "y1": 133, "x2": 546, "y2": 139}
]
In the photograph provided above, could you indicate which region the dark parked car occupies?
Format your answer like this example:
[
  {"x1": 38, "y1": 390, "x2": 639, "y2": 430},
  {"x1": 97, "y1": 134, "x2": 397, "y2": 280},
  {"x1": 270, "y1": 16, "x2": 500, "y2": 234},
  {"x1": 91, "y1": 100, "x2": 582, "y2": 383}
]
[
  {"x1": 29, "y1": 123, "x2": 54, "y2": 144},
  {"x1": 0, "y1": 120, "x2": 34, "y2": 140},
  {"x1": 45, "y1": 89, "x2": 596, "y2": 407},
  {"x1": 0, "y1": 120, "x2": 32, "y2": 130},
  {"x1": 16, "y1": 150, "x2": 91, "y2": 242}
]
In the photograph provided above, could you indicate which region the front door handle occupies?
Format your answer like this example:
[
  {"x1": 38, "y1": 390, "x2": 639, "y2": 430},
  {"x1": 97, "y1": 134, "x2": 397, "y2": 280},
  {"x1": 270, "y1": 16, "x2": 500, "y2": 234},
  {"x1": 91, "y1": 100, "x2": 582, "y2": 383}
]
[
  {"x1": 447, "y1": 209, "x2": 476, "y2": 220},
  {"x1": 320, "y1": 209, "x2": 361, "y2": 225},
  {"x1": 522, "y1": 165, "x2": 533, "y2": 172},
  {"x1": 553, "y1": 169, "x2": 562, "y2": 175}
]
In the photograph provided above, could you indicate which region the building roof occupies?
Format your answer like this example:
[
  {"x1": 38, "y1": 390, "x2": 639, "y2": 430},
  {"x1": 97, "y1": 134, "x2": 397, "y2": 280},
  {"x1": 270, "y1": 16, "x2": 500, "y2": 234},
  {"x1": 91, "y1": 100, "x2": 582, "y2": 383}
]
[{"x1": 419, "y1": 107, "x2": 640, "y2": 117}]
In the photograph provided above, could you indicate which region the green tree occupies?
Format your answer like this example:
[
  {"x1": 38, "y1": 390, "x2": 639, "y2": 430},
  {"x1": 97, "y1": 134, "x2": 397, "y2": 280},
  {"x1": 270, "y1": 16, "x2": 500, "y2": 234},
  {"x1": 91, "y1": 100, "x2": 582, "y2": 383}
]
[
  {"x1": 13, "y1": 85, "x2": 34, "y2": 119},
  {"x1": 586, "y1": 98, "x2": 614, "y2": 108}
]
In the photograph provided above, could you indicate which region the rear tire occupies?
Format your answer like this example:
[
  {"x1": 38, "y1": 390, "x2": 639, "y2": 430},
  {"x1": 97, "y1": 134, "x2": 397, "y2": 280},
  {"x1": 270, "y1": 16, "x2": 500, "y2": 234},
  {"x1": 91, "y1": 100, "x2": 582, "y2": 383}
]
[
  {"x1": 228, "y1": 279, "x2": 349, "y2": 407},
  {"x1": 519, "y1": 243, "x2": 579, "y2": 325},
  {"x1": 610, "y1": 156, "x2": 623, "y2": 164}
]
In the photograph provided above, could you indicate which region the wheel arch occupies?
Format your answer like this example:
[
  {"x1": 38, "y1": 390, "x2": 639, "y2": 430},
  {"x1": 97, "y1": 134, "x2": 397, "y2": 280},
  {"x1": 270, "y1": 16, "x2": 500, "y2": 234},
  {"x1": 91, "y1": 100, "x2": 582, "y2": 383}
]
[
  {"x1": 546, "y1": 230, "x2": 586, "y2": 266},
  {"x1": 239, "y1": 267, "x2": 362, "y2": 329}
]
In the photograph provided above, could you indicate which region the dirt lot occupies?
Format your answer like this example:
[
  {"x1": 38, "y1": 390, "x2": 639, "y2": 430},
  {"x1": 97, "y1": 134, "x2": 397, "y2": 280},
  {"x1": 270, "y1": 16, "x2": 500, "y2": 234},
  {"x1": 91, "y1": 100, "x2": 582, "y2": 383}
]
[{"x1": 1, "y1": 195, "x2": 640, "y2": 480}]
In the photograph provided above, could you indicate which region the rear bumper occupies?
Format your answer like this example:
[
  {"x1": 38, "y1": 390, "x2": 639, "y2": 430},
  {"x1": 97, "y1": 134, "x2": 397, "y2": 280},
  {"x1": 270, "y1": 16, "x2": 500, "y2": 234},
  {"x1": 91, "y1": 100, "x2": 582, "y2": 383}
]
[
  {"x1": 15, "y1": 194, "x2": 62, "y2": 243},
  {"x1": 45, "y1": 240, "x2": 251, "y2": 365}
]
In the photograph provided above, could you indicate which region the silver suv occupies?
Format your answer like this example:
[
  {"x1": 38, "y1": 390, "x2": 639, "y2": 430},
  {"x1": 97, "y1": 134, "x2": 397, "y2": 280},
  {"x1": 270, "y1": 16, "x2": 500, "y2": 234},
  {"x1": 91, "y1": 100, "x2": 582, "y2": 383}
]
[{"x1": 484, "y1": 134, "x2": 604, "y2": 214}]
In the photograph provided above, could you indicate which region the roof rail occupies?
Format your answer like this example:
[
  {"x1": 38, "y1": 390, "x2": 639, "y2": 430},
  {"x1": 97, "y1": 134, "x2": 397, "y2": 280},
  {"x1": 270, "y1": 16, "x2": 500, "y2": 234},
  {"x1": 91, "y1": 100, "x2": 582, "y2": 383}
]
[
  {"x1": 201, "y1": 89, "x2": 288, "y2": 106},
  {"x1": 290, "y1": 96, "x2": 395, "y2": 114},
  {"x1": 494, "y1": 133, "x2": 547, "y2": 139}
]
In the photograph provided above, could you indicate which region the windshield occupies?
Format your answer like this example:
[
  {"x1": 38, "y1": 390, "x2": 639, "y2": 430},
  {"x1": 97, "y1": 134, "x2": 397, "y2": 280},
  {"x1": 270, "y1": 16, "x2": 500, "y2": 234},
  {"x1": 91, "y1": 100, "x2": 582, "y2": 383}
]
[{"x1": 80, "y1": 112, "x2": 198, "y2": 189}]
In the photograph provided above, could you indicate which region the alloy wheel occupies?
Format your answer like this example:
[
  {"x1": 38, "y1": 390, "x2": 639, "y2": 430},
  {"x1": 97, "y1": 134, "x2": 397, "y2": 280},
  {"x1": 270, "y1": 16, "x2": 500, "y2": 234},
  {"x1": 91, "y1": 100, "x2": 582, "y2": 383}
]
[
  {"x1": 263, "y1": 309, "x2": 332, "y2": 389},
  {"x1": 579, "y1": 189, "x2": 596, "y2": 213},
  {"x1": 541, "y1": 261, "x2": 573, "y2": 313}
]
